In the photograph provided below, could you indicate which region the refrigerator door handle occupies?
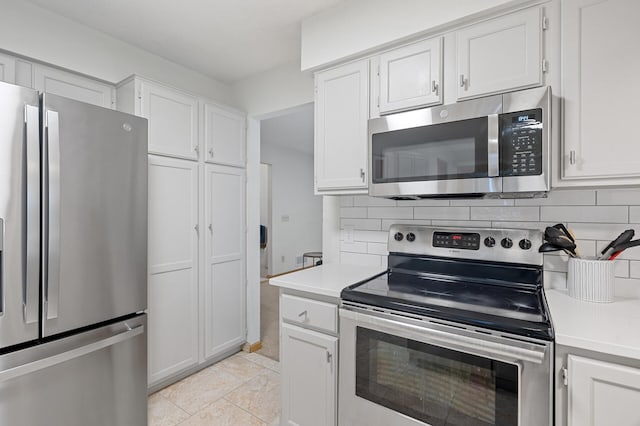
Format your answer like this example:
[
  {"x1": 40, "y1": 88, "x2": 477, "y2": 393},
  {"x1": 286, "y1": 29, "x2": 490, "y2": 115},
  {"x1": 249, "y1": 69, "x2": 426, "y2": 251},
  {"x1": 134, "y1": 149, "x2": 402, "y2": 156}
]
[
  {"x1": 24, "y1": 104, "x2": 40, "y2": 324},
  {"x1": 0, "y1": 325, "x2": 144, "y2": 383},
  {"x1": 44, "y1": 109, "x2": 61, "y2": 320}
]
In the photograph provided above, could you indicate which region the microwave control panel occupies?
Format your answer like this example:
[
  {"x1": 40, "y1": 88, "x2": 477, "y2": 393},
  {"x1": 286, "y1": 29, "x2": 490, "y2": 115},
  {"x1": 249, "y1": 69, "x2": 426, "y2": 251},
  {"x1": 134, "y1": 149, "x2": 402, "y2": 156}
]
[{"x1": 500, "y1": 108, "x2": 543, "y2": 176}]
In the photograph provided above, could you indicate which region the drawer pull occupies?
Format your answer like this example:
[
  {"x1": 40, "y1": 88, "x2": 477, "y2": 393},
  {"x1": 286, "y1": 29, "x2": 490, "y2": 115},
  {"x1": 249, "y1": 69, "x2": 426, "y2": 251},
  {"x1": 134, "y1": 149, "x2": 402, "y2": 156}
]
[{"x1": 298, "y1": 310, "x2": 308, "y2": 318}]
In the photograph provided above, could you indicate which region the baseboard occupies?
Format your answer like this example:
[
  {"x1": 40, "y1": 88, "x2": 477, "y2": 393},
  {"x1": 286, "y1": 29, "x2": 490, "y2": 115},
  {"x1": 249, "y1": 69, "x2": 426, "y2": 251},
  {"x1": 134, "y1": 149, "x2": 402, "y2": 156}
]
[
  {"x1": 242, "y1": 341, "x2": 262, "y2": 353},
  {"x1": 266, "y1": 267, "x2": 306, "y2": 279}
]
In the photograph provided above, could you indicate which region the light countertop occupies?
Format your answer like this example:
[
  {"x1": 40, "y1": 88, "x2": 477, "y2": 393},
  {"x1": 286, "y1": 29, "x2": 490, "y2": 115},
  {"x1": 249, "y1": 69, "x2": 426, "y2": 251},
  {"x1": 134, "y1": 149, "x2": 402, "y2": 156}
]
[
  {"x1": 269, "y1": 263, "x2": 386, "y2": 299},
  {"x1": 546, "y1": 289, "x2": 640, "y2": 360}
]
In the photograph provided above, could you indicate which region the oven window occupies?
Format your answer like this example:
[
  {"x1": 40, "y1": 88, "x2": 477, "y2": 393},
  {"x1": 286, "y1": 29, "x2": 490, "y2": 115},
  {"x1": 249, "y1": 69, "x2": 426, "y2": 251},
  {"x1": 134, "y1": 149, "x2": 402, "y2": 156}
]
[
  {"x1": 371, "y1": 117, "x2": 489, "y2": 183},
  {"x1": 355, "y1": 327, "x2": 518, "y2": 426}
]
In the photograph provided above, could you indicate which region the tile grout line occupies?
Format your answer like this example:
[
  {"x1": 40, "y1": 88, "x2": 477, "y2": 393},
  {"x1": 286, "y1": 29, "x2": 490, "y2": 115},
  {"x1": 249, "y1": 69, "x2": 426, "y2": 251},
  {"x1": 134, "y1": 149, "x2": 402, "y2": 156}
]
[{"x1": 222, "y1": 396, "x2": 273, "y2": 425}]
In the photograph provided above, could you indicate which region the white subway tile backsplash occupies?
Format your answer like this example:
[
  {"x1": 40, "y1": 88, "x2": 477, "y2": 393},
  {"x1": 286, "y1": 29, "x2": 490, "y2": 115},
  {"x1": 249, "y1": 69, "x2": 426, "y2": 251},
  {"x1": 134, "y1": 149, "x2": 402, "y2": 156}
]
[
  {"x1": 381, "y1": 219, "x2": 431, "y2": 231},
  {"x1": 615, "y1": 260, "x2": 629, "y2": 278},
  {"x1": 569, "y1": 223, "x2": 639, "y2": 241},
  {"x1": 354, "y1": 230, "x2": 388, "y2": 243},
  {"x1": 544, "y1": 271, "x2": 567, "y2": 290},
  {"x1": 614, "y1": 278, "x2": 640, "y2": 298},
  {"x1": 340, "y1": 252, "x2": 384, "y2": 268},
  {"x1": 541, "y1": 206, "x2": 628, "y2": 223},
  {"x1": 491, "y1": 221, "x2": 558, "y2": 232},
  {"x1": 368, "y1": 242, "x2": 389, "y2": 256},
  {"x1": 340, "y1": 207, "x2": 367, "y2": 218},
  {"x1": 450, "y1": 199, "x2": 514, "y2": 206},
  {"x1": 515, "y1": 189, "x2": 596, "y2": 206},
  {"x1": 596, "y1": 239, "x2": 640, "y2": 261},
  {"x1": 631, "y1": 206, "x2": 640, "y2": 223},
  {"x1": 353, "y1": 196, "x2": 397, "y2": 207},
  {"x1": 630, "y1": 261, "x2": 640, "y2": 278},
  {"x1": 368, "y1": 207, "x2": 413, "y2": 219},
  {"x1": 340, "y1": 218, "x2": 382, "y2": 231},
  {"x1": 543, "y1": 255, "x2": 568, "y2": 273},
  {"x1": 396, "y1": 199, "x2": 450, "y2": 207},
  {"x1": 340, "y1": 196, "x2": 354, "y2": 207},
  {"x1": 431, "y1": 220, "x2": 492, "y2": 228},
  {"x1": 340, "y1": 241, "x2": 367, "y2": 253},
  {"x1": 471, "y1": 207, "x2": 539, "y2": 221},
  {"x1": 597, "y1": 189, "x2": 640, "y2": 206},
  {"x1": 415, "y1": 207, "x2": 469, "y2": 220}
]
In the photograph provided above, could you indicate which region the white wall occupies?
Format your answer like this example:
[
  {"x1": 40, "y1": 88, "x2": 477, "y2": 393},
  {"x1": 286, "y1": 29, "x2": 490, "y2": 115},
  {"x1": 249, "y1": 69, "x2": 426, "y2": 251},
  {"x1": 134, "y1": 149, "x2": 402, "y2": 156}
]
[
  {"x1": 261, "y1": 141, "x2": 322, "y2": 276},
  {"x1": 336, "y1": 191, "x2": 640, "y2": 298},
  {"x1": 301, "y1": 0, "x2": 518, "y2": 70},
  {"x1": 0, "y1": 0, "x2": 235, "y2": 104}
]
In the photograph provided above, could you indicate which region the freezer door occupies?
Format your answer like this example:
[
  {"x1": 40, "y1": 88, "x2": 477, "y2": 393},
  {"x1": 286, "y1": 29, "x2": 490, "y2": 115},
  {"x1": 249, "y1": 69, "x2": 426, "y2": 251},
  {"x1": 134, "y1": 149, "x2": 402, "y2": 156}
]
[
  {"x1": 0, "y1": 82, "x2": 41, "y2": 349},
  {"x1": 0, "y1": 314, "x2": 147, "y2": 426},
  {"x1": 42, "y1": 93, "x2": 148, "y2": 337}
]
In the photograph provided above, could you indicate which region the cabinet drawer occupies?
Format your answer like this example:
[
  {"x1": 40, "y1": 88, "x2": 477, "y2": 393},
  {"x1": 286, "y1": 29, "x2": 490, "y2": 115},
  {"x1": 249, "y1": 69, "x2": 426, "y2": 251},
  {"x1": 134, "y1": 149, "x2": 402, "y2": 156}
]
[{"x1": 281, "y1": 294, "x2": 337, "y2": 334}]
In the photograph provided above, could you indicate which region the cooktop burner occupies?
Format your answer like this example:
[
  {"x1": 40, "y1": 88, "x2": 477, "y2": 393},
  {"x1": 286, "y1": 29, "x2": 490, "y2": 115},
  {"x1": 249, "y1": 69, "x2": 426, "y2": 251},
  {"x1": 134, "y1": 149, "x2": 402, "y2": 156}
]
[{"x1": 341, "y1": 225, "x2": 553, "y2": 340}]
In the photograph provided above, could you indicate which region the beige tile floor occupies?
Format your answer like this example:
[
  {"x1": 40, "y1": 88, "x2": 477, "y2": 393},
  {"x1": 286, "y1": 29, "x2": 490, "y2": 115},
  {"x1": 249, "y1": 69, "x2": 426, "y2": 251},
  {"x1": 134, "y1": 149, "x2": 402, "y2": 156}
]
[
  {"x1": 148, "y1": 351, "x2": 280, "y2": 426},
  {"x1": 257, "y1": 279, "x2": 279, "y2": 361}
]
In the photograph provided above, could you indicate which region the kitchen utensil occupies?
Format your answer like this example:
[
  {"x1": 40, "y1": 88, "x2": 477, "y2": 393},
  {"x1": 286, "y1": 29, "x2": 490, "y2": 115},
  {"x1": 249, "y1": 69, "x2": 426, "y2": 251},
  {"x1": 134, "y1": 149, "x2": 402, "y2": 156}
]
[
  {"x1": 552, "y1": 223, "x2": 576, "y2": 243},
  {"x1": 607, "y1": 239, "x2": 640, "y2": 260},
  {"x1": 543, "y1": 226, "x2": 578, "y2": 257},
  {"x1": 599, "y1": 229, "x2": 635, "y2": 260}
]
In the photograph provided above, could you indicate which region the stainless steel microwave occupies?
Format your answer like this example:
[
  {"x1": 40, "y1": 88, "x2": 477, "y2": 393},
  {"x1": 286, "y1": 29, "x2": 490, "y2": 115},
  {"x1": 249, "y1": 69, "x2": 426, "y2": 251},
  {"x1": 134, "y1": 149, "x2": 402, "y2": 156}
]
[{"x1": 368, "y1": 86, "x2": 551, "y2": 199}]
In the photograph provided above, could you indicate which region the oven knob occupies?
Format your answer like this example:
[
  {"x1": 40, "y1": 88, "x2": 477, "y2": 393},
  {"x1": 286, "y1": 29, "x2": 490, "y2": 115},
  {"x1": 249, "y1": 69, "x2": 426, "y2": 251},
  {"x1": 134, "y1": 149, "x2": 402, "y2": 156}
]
[
  {"x1": 406, "y1": 232, "x2": 416, "y2": 242},
  {"x1": 501, "y1": 237, "x2": 513, "y2": 249},
  {"x1": 519, "y1": 239, "x2": 532, "y2": 250},
  {"x1": 394, "y1": 232, "x2": 404, "y2": 242},
  {"x1": 484, "y1": 237, "x2": 495, "y2": 247}
]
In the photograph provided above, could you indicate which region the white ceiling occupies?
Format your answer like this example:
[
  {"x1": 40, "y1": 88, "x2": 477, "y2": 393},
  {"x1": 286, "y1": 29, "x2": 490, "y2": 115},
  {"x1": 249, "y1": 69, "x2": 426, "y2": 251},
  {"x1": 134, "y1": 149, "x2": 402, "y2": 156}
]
[
  {"x1": 261, "y1": 103, "x2": 314, "y2": 155},
  {"x1": 25, "y1": 0, "x2": 344, "y2": 84}
]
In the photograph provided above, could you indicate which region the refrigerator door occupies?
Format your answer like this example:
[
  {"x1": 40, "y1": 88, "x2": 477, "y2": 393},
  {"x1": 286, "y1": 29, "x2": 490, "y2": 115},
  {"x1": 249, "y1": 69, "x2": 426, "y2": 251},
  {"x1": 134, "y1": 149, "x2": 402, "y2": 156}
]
[
  {"x1": 42, "y1": 93, "x2": 148, "y2": 337},
  {"x1": 0, "y1": 314, "x2": 147, "y2": 426},
  {"x1": 0, "y1": 82, "x2": 41, "y2": 348}
]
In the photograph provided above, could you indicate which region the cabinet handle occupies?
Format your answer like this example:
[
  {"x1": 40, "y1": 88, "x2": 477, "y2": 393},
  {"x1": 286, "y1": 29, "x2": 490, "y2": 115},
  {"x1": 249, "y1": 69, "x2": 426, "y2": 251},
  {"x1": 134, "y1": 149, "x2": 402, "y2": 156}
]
[
  {"x1": 431, "y1": 80, "x2": 439, "y2": 95},
  {"x1": 459, "y1": 74, "x2": 467, "y2": 89},
  {"x1": 360, "y1": 168, "x2": 365, "y2": 182},
  {"x1": 194, "y1": 224, "x2": 199, "y2": 233},
  {"x1": 298, "y1": 310, "x2": 308, "y2": 318},
  {"x1": 569, "y1": 150, "x2": 576, "y2": 165},
  {"x1": 208, "y1": 148, "x2": 214, "y2": 157},
  {"x1": 326, "y1": 350, "x2": 332, "y2": 363},
  {"x1": 194, "y1": 145, "x2": 200, "y2": 157},
  {"x1": 208, "y1": 224, "x2": 213, "y2": 233}
]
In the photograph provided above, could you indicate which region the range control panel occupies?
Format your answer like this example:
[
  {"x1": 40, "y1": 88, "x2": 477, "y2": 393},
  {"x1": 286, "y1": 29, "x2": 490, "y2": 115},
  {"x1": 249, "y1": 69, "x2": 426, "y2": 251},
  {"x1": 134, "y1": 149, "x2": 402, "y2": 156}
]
[
  {"x1": 500, "y1": 108, "x2": 543, "y2": 177},
  {"x1": 433, "y1": 232, "x2": 480, "y2": 250},
  {"x1": 388, "y1": 224, "x2": 544, "y2": 266}
]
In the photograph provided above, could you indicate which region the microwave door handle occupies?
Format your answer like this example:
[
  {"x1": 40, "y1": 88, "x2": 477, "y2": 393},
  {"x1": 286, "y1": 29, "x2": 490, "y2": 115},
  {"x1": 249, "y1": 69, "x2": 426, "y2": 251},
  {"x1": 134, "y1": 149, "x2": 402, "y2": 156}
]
[{"x1": 487, "y1": 114, "x2": 500, "y2": 177}]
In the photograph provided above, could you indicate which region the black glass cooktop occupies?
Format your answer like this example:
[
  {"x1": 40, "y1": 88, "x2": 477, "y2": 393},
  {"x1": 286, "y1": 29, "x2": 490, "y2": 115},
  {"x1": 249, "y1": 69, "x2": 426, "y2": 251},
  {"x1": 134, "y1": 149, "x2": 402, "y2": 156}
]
[{"x1": 341, "y1": 254, "x2": 553, "y2": 341}]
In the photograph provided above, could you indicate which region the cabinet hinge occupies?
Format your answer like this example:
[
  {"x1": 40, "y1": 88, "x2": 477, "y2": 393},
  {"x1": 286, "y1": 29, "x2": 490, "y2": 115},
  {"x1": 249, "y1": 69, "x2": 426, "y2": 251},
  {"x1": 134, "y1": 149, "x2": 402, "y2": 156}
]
[
  {"x1": 561, "y1": 366, "x2": 569, "y2": 386},
  {"x1": 542, "y1": 59, "x2": 549, "y2": 73},
  {"x1": 542, "y1": 16, "x2": 549, "y2": 31}
]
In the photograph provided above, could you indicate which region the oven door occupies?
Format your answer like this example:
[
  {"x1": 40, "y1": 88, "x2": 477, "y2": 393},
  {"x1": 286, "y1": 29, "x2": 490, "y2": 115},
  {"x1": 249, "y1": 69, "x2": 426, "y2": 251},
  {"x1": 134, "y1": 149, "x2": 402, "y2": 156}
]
[
  {"x1": 369, "y1": 94, "x2": 503, "y2": 198},
  {"x1": 339, "y1": 306, "x2": 552, "y2": 426}
]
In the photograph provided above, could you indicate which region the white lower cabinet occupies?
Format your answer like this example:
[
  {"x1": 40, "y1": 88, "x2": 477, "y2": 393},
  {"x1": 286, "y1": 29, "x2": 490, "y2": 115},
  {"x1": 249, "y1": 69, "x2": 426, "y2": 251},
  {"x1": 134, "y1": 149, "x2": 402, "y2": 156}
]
[
  {"x1": 280, "y1": 292, "x2": 338, "y2": 426},
  {"x1": 147, "y1": 156, "x2": 199, "y2": 386},
  {"x1": 281, "y1": 323, "x2": 337, "y2": 426},
  {"x1": 204, "y1": 164, "x2": 246, "y2": 359},
  {"x1": 567, "y1": 355, "x2": 640, "y2": 426}
]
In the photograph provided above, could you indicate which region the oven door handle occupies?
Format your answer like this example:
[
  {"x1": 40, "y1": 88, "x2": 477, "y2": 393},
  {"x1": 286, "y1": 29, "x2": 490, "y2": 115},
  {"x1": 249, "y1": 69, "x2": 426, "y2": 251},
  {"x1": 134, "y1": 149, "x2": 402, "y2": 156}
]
[{"x1": 341, "y1": 307, "x2": 547, "y2": 365}]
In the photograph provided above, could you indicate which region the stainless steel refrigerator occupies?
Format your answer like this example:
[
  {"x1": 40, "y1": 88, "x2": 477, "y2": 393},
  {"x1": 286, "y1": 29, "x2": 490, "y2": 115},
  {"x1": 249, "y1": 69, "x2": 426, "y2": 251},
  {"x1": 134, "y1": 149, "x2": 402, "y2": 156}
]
[{"x1": 0, "y1": 81, "x2": 148, "y2": 425}]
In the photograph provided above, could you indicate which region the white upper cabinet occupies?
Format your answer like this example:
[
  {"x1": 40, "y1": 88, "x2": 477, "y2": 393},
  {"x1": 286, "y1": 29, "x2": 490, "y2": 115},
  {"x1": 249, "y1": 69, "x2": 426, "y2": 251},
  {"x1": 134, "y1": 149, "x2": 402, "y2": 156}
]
[
  {"x1": 378, "y1": 37, "x2": 443, "y2": 114},
  {"x1": 34, "y1": 64, "x2": 115, "y2": 108},
  {"x1": 315, "y1": 60, "x2": 369, "y2": 192},
  {"x1": 561, "y1": 0, "x2": 640, "y2": 183},
  {"x1": 568, "y1": 355, "x2": 640, "y2": 426},
  {"x1": 140, "y1": 80, "x2": 199, "y2": 160},
  {"x1": 202, "y1": 102, "x2": 246, "y2": 167},
  {"x1": 0, "y1": 52, "x2": 16, "y2": 84},
  {"x1": 456, "y1": 7, "x2": 543, "y2": 100}
]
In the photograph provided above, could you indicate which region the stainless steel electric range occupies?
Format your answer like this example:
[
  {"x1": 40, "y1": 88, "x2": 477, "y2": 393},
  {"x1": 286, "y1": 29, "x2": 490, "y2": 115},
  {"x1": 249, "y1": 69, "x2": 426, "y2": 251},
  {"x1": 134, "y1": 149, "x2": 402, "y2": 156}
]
[{"x1": 339, "y1": 224, "x2": 554, "y2": 426}]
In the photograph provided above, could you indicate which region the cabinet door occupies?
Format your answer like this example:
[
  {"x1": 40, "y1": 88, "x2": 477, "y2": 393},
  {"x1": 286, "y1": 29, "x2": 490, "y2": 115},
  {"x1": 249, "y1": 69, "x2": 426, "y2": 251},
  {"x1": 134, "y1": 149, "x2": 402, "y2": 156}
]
[
  {"x1": 281, "y1": 323, "x2": 337, "y2": 426},
  {"x1": 568, "y1": 355, "x2": 640, "y2": 426},
  {"x1": 147, "y1": 156, "x2": 199, "y2": 386},
  {"x1": 315, "y1": 60, "x2": 369, "y2": 191},
  {"x1": 456, "y1": 7, "x2": 543, "y2": 100},
  {"x1": 203, "y1": 102, "x2": 246, "y2": 167},
  {"x1": 0, "y1": 52, "x2": 16, "y2": 83},
  {"x1": 34, "y1": 64, "x2": 114, "y2": 108},
  {"x1": 562, "y1": 0, "x2": 640, "y2": 181},
  {"x1": 140, "y1": 81, "x2": 199, "y2": 160},
  {"x1": 204, "y1": 164, "x2": 246, "y2": 358},
  {"x1": 379, "y1": 38, "x2": 443, "y2": 114}
]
